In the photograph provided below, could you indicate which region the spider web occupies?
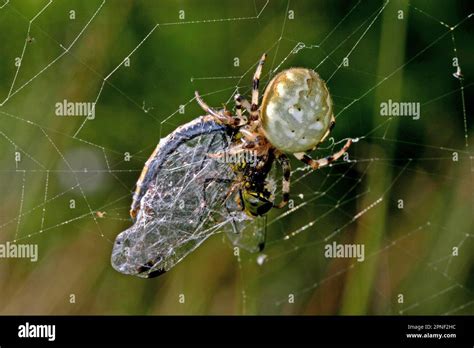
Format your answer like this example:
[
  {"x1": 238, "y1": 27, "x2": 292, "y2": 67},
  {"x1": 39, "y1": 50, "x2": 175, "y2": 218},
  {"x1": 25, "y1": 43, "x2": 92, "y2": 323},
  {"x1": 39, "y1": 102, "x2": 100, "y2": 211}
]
[{"x1": 0, "y1": 0, "x2": 472, "y2": 315}]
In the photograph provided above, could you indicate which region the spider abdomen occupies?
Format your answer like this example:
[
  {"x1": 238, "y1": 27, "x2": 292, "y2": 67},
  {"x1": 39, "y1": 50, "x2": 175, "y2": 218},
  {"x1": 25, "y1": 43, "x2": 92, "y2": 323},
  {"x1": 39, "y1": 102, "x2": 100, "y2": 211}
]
[{"x1": 261, "y1": 68, "x2": 334, "y2": 153}]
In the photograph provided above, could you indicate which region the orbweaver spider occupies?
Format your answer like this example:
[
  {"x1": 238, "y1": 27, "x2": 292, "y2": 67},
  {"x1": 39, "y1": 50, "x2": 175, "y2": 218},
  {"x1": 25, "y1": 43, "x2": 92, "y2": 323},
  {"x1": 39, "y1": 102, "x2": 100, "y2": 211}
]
[{"x1": 194, "y1": 53, "x2": 352, "y2": 216}]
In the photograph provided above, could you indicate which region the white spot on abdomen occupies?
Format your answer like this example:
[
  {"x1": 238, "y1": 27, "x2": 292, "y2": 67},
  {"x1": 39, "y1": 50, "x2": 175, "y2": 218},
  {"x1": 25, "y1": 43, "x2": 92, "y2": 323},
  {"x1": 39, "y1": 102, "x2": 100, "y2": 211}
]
[
  {"x1": 284, "y1": 129, "x2": 295, "y2": 138},
  {"x1": 309, "y1": 121, "x2": 324, "y2": 130},
  {"x1": 266, "y1": 101, "x2": 277, "y2": 118},
  {"x1": 286, "y1": 72, "x2": 296, "y2": 81},
  {"x1": 277, "y1": 83, "x2": 287, "y2": 97},
  {"x1": 288, "y1": 106, "x2": 304, "y2": 122}
]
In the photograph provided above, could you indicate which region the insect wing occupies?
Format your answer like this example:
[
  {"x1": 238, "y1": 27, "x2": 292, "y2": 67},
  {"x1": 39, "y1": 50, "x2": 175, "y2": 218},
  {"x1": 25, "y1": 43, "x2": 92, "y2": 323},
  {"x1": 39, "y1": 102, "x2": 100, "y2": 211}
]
[
  {"x1": 224, "y1": 213, "x2": 266, "y2": 253},
  {"x1": 111, "y1": 122, "x2": 251, "y2": 277}
]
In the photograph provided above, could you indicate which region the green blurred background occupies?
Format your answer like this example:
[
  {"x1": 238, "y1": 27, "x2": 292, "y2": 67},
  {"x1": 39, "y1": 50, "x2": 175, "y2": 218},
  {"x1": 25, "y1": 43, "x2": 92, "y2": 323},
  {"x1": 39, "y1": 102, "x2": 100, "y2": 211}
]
[{"x1": 0, "y1": 0, "x2": 472, "y2": 315}]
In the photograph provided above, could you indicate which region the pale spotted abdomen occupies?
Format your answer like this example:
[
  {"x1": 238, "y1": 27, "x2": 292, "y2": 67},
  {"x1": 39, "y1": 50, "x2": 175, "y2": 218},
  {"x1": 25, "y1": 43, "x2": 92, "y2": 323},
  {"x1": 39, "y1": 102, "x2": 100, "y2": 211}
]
[{"x1": 261, "y1": 68, "x2": 334, "y2": 153}]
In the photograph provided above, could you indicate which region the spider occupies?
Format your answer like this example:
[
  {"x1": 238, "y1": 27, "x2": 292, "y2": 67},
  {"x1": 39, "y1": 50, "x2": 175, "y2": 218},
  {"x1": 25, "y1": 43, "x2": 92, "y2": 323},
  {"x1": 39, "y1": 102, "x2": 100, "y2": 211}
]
[{"x1": 194, "y1": 53, "x2": 352, "y2": 216}]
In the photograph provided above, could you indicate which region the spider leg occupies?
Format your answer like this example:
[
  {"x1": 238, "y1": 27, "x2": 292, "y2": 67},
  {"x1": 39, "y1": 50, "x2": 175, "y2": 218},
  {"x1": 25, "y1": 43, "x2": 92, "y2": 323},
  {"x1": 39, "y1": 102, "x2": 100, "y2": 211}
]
[
  {"x1": 250, "y1": 53, "x2": 267, "y2": 120},
  {"x1": 274, "y1": 152, "x2": 291, "y2": 209},
  {"x1": 240, "y1": 128, "x2": 258, "y2": 142},
  {"x1": 195, "y1": 91, "x2": 240, "y2": 126},
  {"x1": 294, "y1": 139, "x2": 352, "y2": 170},
  {"x1": 234, "y1": 93, "x2": 252, "y2": 114},
  {"x1": 234, "y1": 94, "x2": 243, "y2": 119}
]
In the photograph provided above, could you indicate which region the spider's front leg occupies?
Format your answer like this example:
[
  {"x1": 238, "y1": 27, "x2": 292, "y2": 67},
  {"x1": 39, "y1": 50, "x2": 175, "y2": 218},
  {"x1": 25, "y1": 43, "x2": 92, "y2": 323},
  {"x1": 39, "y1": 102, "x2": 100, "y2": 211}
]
[
  {"x1": 230, "y1": 53, "x2": 266, "y2": 123},
  {"x1": 294, "y1": 139, "x2": 352, "y2": 170},
  {"x1": 274, "y1": 152, "x2": 291, "y2": 209},
  {"x1": 234, "y1": 93, "x2": 252, "y2": 119},
  {"x1": 195, "y1": 91, "x2": 241, "y2": 127},
  {"x1": 250, "y1": 53, "x2": 267, "y2": 121}
]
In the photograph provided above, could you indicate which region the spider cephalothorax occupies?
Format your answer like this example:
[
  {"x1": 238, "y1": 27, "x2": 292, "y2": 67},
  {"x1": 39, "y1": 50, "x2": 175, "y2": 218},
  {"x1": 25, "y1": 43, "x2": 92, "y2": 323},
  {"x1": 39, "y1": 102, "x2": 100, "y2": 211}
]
[{"x1": 195, "y1": 54, "x2": 352, "y2": 217}]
